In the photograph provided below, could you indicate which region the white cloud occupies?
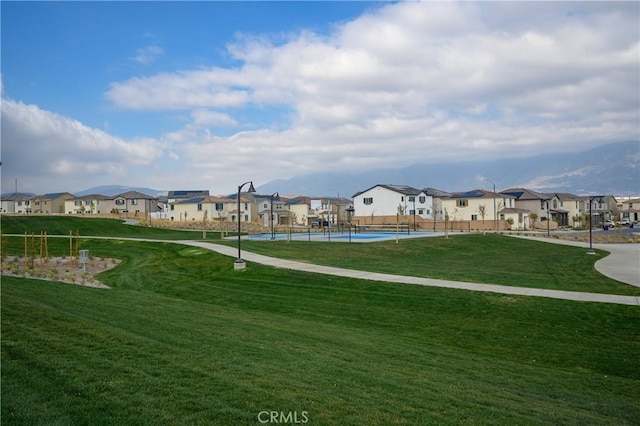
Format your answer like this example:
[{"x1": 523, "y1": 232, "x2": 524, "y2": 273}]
[
  {"x1": 1, "y1": 99, "x2": 163, "y2": 193},
  {"x1": 133, "y1": 45, "x2": 164, "y2": 65},
  {"x1": 5, "y1": 2, "x2": 639, "y2": 194}
]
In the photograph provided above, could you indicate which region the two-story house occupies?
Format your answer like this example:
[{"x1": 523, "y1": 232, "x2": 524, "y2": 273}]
[
  {"x1": 352, "y1": 185, "x2": 433, "y2": 224},
  {"x1": 31, "y1": 192, "x2": 74, "y2": 214},
  {"x1": 65, "y1": 194, "x2": 113, "y2": 215},
  {"x1": 285, "y1": 197, "x2": 313, "y2": 226},
  {"x1": 440, "y1": 189, "x2": 516, "y2": 228},
  {"x1": 0, "y1": 193, "x2": 33, "y2": 214},
  {"x1": 171, "y1": 195, "x2": 235, "y2": 223},
  {"x1": 111, "y1": 191, "x2": 160, "y2": 217}
]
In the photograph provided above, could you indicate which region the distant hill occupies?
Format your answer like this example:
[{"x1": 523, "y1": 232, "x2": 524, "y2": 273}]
[
  {"x1": 257, "y1": 141, "x2": 640, "y2": 197},
  {"x1": 74, "y1": 185, "x2": 166, "y2": 197}
]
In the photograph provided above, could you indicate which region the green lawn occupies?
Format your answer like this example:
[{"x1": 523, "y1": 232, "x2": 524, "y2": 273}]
[
  {"x1": 2, "y1": 238, "x2": 640, "y2": 425},
  {"x1": 1, "y1": 215, "x2": 223, "y2": 240},
  {"x1": 225, "y1": 234, "x2": 640, "y2": 296}
]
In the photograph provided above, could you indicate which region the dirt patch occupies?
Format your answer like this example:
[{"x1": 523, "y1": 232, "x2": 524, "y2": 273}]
[{"x1": 1, "y1": 256, "x2": 120, "y2": 289}]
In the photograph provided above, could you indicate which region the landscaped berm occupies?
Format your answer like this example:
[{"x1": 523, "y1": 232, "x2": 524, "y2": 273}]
[{"x1": 2, "y1": 216, "x2": 639, "y2": 425}]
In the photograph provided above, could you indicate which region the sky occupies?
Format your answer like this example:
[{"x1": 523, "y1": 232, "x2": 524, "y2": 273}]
[{"x1": 1, "y1": 1, "x2": 638, "y2": 196}]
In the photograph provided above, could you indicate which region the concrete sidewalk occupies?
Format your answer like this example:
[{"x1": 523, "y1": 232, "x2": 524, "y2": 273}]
[{"x1": 181, "y1": 240, "x2": 640, "y2": 306}]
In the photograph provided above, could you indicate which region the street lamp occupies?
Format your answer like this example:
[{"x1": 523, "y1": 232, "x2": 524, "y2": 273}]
[
  {"x1": 270, "y1": 192, "x2": 279, "y2": 240},
  {"x1": 482, "y1": 178, "x2": 497, "y2": 232},
  {"x1": 587, "y1": 195, "x2": 604, "y2": 255},
  {"x1": 345, "y1": 206, "x2": 355, "y2": 242},
  {"x1": 235, "y1": 180, "x2": 256, "y2": 269}
]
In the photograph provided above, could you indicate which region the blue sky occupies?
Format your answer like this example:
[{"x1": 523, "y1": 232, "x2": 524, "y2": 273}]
[{"x1": 1, "y1": 1, "x2": 638, "y2": 195}]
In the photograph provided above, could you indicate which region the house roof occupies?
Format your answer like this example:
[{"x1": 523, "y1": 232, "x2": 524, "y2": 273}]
[
  {"x1": 1, "y1": 193, "x2": 33, "y2": 201},
  {"x1": 448, "y1": 189, "x2": 514, "y2": 199},
  {"x1": 33, "y1": 192, "x2": 73, "y2": 200},
  {"x1": 168, "y1": 190, "x2": 209, "y2": 199},
  {"x1": 69, "y1": 194, "x2": 113, "y2": 200},
  {"x1": 553, "y1": 192, "x2": 581, "y2": 201},
  {"x1": 499, "y1": 207, "x2": 531, "y2": 214},
  {"x1": 114, "y1": 190, "x2": 157, "y2": 200},
  {"x1": 501, "y1": 187, "x2": 549, "y2": 200},
  {"x1": 353, "y1": 184, "x2": 422, "y2": 198},
  {"x1": 286, "y1": 196, "x2": 312, "y2": 205},
  {"x1": 422, "y1": 187, "x2": 450, "y2": 197}
]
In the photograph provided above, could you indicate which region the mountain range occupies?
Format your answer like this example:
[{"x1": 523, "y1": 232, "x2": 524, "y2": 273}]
[
  {"x1": 69, "y1": 141, "x2": 638, "y2": 199},
  {"x1": 256, "y1": 140, "x2": 640, "y2": 197}
]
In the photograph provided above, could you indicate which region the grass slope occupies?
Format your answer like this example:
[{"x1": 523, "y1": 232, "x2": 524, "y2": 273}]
[
  {"x1": 1, "y1": 215, "x2": 220, "y2": 240},
  {"x1": 2, "y1": 239, "x2": 640, "y2": 425}
]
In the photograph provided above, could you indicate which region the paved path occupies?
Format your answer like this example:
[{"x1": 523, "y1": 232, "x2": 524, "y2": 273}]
[{"x1": 179, "y1": 240, "x2": 640, "y2": 306}]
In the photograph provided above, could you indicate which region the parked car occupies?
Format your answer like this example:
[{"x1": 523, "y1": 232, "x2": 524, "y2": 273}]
[
  {"x1": 618, "y1": 218, "x2": 631, "y2": 227},
  {"x1": 603, "y1": 220, "x2": 615, "y2": 229}
]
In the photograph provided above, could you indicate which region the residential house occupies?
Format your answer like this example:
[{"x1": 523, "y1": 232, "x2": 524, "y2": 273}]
[
  {"x1": 64, "y1": 194, "x2": 113, "y2": 215},
  {"x1": 171, "y1": 195, "x2": 235, "y2": 223},
  {"x1": 111, "y1": 191, "x2": 160, "y2": 217},
  {"x1": 423, "y1": 187, "x2": 451, "y2": 220},
  {"x1": 501, "y1": 188, "x2": 553, "y2": 228},
  {"x1": 0, "y1": 193, "x2": 33, "y2": 214},
  {"x1": 440, "y1": 189, "x2": 516, "y2": 228},
  {"x1": 286, "y1": 197, "x2": 313, "y2": 226},
  {"x1": 550, "y1": 193, "x2": 583, "y2": 227},
  {"x1": 256, "y1": 194, "x2": 290, "y2": 228},
  {"x1": 164, "y1": 190, "x2": 209, "y2": 218},
  {"x1": 582, "y1": 195, "x2": 617, "y2": 226},
  {"x1": 309, "y1": 197, "x2": 353, "y2": 227},
  {"x1": 30, "y1": 192, "x2": 74, "y2": 214},
  {"x1": 616, "y1": 197, "x2": 640, "y2": 223},
  {"x1": 352, "y1": 184, "x2": 433, "y2": 223}
]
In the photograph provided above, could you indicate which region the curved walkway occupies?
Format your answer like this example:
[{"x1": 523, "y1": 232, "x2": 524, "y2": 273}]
[{"x1": 180, "y1": 240, "x2": 640, "y2": 306}]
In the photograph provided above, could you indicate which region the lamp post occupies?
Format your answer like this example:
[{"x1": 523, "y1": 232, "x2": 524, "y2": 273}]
[
  {"x1": 482, "y1": 178, "x2": 497, "y2": 232},
  {"x1": 345, "y1": 206, "x2": 354, "y2": 242},
  {"x1": 587, "y1": 195, "x2": 604, "y2": 255},
  {"x1": 235, "y1": 180, "x2": 256, "y2": 269},
  {"x1": 270, "y1": 192, "x2": 279, "y2": 240},
  {"x1": 546, "y1": 199, "x2": 551, "y2": 237}
]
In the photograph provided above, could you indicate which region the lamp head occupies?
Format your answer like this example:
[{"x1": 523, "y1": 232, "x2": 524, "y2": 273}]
[{"x1": 247, "y1": 182, "x2": 256, "y2": 193}]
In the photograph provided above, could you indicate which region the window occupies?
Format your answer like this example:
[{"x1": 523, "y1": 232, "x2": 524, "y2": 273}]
[
  {"x1": 418, "y1": 209, "x2": 424, "y2": 215},
  {"x1": 85, "y1": 200, "x2": 91, "y2": 206},
  {"x1": 471, "y1": 214, "x2": 478, "y2": 220},
  {"x1": 553, "y1": 200, "x2": 558, "y2": 209},
  {"x1": 401, "y1": 196, "x2": 405, "y2": 202},
  {"x1": 131, "y1": 199, "x2": 138, "y2": 205},
  {"x1": 75, "y1": 200, "x2": 82, "y2": 206},
  {"x1": 419, "y1": 196, "x2": 426, "y2": 203},
  {"x1": 426, "y1": 209, "x2": 431, "y2": 215},
  {"x1": 500, "y1": 214, "x2": 505, "y2": 220},
  {"x1": 408, "y1": 196, "x2": 415, "y2": 202},
  {"x1": 456, "y1": 199, "x2": 468, "y2": 207},
  {"x1": 116, "y1": 199, "x2": 125, "y2": 206},
  {"x1": 363, "y1": 197, "x2": 373, "y2": 205},
  {"x1": 197, "y1": 203, "x2": 203, "y2": 211},
  {"x1": 244, "y1": 214, "x2": 249, "y2": 221},
  {"x1": 170, "y1": 205, "x2": 175, "y2": 211},
  {"x1": 409, "y1": 209, "x2": 416, "y2": 215},
  {"x1": 244, "y1": 203, "x2": 248, "y2": 210},
  {"x1": 264, "y1": 203, "x2": 268, "y2": 209},
  {"x1": 215, "y1": 203, "x2": 224, "y2": 211}
]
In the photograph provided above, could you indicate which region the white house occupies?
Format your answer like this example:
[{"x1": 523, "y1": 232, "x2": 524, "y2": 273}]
[{"x1": 352, "y1": 184, "x2": 433, "y2": 220}]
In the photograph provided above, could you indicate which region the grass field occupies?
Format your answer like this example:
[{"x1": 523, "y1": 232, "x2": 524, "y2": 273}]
[{"x1": 2, "y1": 217, "x2": 640, "y2": 424}]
